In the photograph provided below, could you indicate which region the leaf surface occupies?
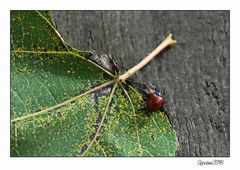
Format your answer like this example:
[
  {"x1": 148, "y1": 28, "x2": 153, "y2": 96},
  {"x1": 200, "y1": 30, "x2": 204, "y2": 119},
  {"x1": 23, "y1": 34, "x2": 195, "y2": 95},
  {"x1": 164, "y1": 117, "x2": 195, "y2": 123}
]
[{"x1": 10, "y1": 10, "x2": 179, "y2": 156}]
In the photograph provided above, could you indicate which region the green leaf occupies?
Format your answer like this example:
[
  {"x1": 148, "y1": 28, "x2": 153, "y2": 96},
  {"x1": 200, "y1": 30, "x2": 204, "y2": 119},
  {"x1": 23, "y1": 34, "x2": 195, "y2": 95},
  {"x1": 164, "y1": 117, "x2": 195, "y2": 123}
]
[{"x1": 10, "y1": 10, "x2": 179, "y2": 156}]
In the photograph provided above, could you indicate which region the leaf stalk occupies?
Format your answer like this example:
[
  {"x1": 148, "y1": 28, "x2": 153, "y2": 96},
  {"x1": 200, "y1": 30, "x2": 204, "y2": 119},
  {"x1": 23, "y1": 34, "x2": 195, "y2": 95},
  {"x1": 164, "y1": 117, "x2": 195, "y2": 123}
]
[{"x1": 118, "y1": 33, "x2": 176, "y2": 81}]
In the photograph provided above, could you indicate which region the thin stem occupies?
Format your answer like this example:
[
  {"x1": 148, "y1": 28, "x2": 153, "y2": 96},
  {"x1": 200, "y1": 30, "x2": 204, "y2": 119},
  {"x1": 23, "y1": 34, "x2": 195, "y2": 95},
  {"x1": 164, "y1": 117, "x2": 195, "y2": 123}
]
[{"x1": 118, "y1": 33, "x2": 176, "y2": 81}]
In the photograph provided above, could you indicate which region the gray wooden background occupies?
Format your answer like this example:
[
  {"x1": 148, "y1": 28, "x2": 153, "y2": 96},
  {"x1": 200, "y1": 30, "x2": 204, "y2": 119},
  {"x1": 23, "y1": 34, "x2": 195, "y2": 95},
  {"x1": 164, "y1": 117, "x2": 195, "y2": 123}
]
[{"x1": 51, "y1": 11, "x2": 230, "y2": 157}]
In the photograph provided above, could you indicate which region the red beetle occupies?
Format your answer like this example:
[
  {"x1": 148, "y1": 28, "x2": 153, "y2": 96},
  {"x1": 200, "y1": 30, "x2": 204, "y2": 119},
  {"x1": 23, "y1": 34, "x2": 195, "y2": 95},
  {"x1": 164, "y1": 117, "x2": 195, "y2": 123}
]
[{"x1": 146, "y1": 90, "x2": 165, "y2": 112}]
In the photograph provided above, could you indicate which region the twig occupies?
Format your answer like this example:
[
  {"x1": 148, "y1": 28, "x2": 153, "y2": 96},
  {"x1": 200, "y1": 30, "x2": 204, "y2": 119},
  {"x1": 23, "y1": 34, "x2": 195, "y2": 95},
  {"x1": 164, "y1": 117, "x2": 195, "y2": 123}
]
[{"x1": 118, "y1": 33, "x2": 176, "y2": 81}]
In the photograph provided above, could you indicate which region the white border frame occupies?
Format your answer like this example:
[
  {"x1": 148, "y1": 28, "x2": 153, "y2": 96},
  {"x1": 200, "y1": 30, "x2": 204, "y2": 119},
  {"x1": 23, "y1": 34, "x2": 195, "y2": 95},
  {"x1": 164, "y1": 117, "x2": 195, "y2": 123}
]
[{"x1": 0, "y1": 1, "x2": 238, "y2": 170}]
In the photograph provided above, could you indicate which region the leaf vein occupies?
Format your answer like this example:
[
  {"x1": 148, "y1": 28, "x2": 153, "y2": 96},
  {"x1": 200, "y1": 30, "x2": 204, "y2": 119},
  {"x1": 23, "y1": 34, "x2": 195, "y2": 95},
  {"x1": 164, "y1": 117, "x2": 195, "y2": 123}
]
[
  {"x1": 80, "y1": 82, "x2": 117, "y2": 156},
  {"x1": 11, "y1": 50, "x2": 115, "y2": 78},
  {"x1": 11, "y1": 79, "x2": 117, "y2": 123},
  {"x1": 120, "y1": 83, "x2": 144, "y2": 156},
  {"x1": 36, "y1": 10, "x2": 70, "y2": 52}
]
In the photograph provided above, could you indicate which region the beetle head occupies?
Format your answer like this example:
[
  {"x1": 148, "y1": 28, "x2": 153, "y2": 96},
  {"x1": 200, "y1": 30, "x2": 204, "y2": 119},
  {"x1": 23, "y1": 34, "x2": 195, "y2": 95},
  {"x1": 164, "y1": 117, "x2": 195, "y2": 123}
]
[{"x1": 155, "y1": 89, "x2": 165, "y2": 97}]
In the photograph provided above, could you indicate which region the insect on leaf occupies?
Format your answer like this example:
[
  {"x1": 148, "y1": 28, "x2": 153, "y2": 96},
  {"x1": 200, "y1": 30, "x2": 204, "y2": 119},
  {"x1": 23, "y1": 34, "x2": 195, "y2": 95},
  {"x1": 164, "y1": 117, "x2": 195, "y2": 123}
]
[{"x1": 10, "y1": 10, "x2": 179, "y2": 156}]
